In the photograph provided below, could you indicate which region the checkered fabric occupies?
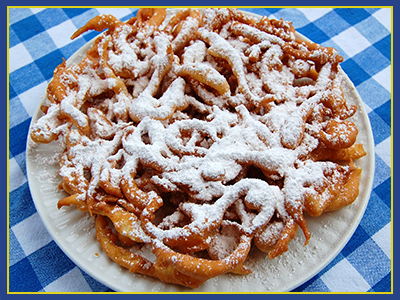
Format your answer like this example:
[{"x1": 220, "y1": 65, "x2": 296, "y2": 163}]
[{"x1": 8, "y1": 7, "x2": 392, "y2": 293}]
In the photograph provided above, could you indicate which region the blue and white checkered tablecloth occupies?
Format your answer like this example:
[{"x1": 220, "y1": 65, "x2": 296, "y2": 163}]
[{"x1": 8, "y1": 7, "x2": 392, "y2": 293}]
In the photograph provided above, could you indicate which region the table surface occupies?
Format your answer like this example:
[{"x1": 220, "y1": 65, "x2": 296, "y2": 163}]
[{"x1": 8, "y1": 7, "x2": 392, "y2": 293}]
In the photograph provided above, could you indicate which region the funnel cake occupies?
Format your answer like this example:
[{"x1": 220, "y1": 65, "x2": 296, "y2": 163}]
[{"x1": 29, "y1": 8, "x2": 367, "y2": 288}]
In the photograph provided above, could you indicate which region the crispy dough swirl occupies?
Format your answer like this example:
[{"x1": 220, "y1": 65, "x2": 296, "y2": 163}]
[{"x1": 30, "y1": 8, "x2": 366, "y2": 288}]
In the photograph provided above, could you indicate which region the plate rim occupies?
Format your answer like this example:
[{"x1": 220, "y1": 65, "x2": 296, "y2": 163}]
[{"x1": 25, "y1": 8, "x2": 375, "y2": 293}]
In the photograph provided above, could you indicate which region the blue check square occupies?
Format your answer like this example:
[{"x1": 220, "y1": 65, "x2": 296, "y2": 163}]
[
  {"x1": 23, "y1": 31, "x2": 58, "y2": 61},
  {"x1": 28, "y1": 242, "x2": 76, "y2": 288},
  {"x1": 374, "y1": 35, "x2": 391, "y2": 61},
  {"x1": 9, "y1": 257, "x2": 43, "y2": 292},
  {"x1": 355, "y1": 16, "x2": 391, "y2": 45},
  {"x1": 298, "y1": 22, "x2": 330, "y2": 44},
  {"x1": 35, "y1": 8, "x2": 70, "y2": 30},
  {"x1": 334, "y1": 8, "x2": 371, "y2": 26},
  {"x1": 341, "y1": 58, "x2": 371, "y2": 86},
  {"x1": 314, "y1": 10, "x2": 352, "y2": 38},
  {"x1": 11, "y1": 14, "x2": 46, "y2": 42},
  {"x1": 352, "y1": 46, "x2": 390, "y2": 77}
]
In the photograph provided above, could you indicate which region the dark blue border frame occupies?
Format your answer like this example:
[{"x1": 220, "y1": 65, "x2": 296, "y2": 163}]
[{"x1": 4, "y1": 1, "x2": 396, "y2": 299}]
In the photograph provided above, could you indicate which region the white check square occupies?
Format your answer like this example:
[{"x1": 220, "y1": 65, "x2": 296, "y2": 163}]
[
  {"x1": 18, "y1": 81, "x2": 48, "y2": 117},
  {"x1": 30, "y1": 8, "x2": 46, "y2": 14},
  {"x1": 297, "y1": 8, "x2": 333, "y2": 22},
  {"x1": 44, "y1": 267, "x2": 92, "y2": 292},
  {"x1": 332, "y1": 27, "x2": 371, "y2": 58},
  {"x1": 373, "y1": 66, "x2": 391, "y2": 93},
  {"x1": 321, "y1": 259, "x2": 371, "y2": 292},
  {"x1": 9, "y1": 43, "x2": 34, "y2": 73},
  {"x1": 372, "y1": 222, "x2": 391, "y2": 259},
  {"x1": 46, "y1": 19, "x2": 78, "y2": 49},
  {"x1": 373, "y1": 8, "x2": 392, "y2": 32},
  {"x1": 11, "y1": 213, "x2": 53, "y2": 256},
  {"x1": 9, "y1": 157, "x2": 27, "y2": 192},
  {"x1": 375, "y1": 137, "x2": 391, "y2": 169}
]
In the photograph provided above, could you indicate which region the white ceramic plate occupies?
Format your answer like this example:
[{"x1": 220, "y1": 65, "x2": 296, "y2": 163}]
[{"x1": 26, "y1": 9, "x2": 375, "y2": 292}]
